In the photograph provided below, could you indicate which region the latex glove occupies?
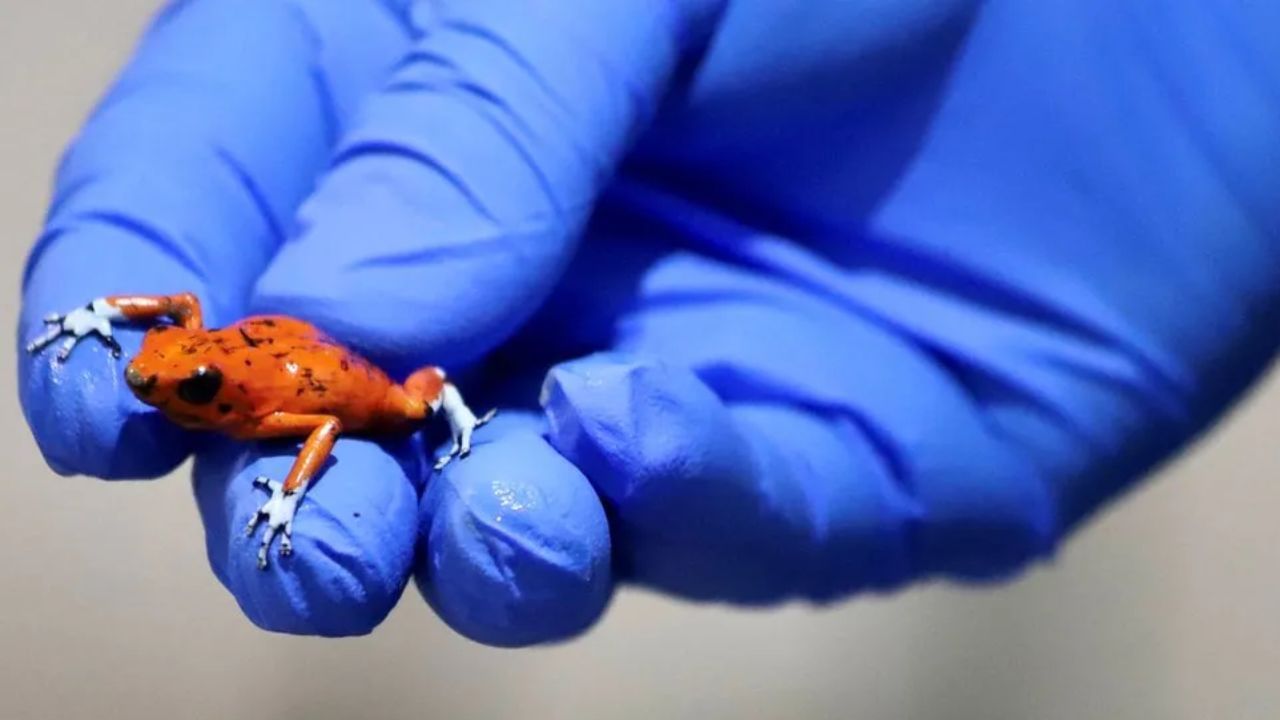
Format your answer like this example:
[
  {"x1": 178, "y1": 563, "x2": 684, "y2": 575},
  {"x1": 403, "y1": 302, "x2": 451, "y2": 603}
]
[{"x1": 18, "y1": 0, "x2": 1280, "y2": 646}]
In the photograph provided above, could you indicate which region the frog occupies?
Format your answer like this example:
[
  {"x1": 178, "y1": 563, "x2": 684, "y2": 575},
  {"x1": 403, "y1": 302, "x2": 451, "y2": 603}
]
[{"x1": 26, "y1": 292, "x2": 495, "y2": 569}]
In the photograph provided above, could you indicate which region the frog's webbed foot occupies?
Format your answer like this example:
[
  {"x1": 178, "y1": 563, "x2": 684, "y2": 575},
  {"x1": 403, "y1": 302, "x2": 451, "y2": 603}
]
[
  {"x1": 434, "y1": 395, "x2": 497, "y2": 472},
  {"x1": 26, "y1": 299, "x2": 124, "y2": 362},
  {"x1": 245, "y1": 476, "x2": 300, "y2": 570}
]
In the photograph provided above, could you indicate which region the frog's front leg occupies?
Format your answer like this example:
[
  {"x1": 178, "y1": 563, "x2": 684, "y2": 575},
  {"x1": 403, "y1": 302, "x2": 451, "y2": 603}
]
[
  {"x1": 26, "y1": 292, "x2": 204, "y2": 362},
  {"x1": 243, "y1": 413, "x2": 342, "y2": 570}
]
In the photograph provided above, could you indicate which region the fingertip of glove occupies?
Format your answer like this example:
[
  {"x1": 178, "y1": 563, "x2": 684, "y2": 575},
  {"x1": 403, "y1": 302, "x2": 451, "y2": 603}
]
[
  {"x1": 194, "y1": 437, "x2": 421, "y2": 637},
  {"x1": 539, "y1": 352, "x2": 735, "y2": 504},
  {"x1": 18, "y1": 331, "x2": 192, "y2": 480},
  {"x1": 18, "y1": 228, "x2": 213, "y2": 480},
  {"x1": 415, "y1": 413, "x2": 612, "y2": 647}
]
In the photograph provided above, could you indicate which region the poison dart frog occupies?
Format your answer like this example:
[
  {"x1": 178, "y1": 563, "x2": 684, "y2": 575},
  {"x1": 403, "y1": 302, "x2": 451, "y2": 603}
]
[{"x1": 27, "y1": 292, "x2": 495, "y2": 569}]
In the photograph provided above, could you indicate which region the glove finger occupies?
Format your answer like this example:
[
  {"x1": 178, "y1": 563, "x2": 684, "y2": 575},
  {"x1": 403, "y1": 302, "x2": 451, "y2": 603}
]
[
  {"x1": 193, "y1": 433, "x2": 424, "y2": 637},
  {"x1": 538, "y1": 231, "x2": 1057, "y2": 601},
  {"x1": 18, "y1": 0, "x2": 411, "y2": 478},
  {"x1": 249, "y1": 0, "x2": 722, "y2": 373},
  {"x1": 541, "y1": 353, "x2": 914, "y2": 602},
  {"x1": 414, "y1": 411, "x2": 612, "y2": 647}
]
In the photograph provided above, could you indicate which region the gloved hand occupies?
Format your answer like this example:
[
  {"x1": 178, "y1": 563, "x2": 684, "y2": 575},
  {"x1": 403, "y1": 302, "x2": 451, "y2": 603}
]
[{"x1": 18, "y1": 0, "x2": 1280, "y2": 646}]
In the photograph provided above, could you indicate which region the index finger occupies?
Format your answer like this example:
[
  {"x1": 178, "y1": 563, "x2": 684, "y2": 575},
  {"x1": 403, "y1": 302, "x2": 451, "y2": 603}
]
[{"x1": 18, "y1": 0, "x2": 410, "y2": 478}]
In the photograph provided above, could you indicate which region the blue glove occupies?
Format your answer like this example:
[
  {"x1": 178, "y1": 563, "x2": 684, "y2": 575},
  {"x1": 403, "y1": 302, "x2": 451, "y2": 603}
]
[{"x1": 18, "y1": 0, "x2": 1280, "y2": 646}]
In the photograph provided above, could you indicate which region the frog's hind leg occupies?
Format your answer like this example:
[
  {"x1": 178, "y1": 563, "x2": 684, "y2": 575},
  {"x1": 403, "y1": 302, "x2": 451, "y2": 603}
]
[
  {"x1": 403, "y1": 366, "x2": 495, "y2": 471},
  {"x1": 244, "y1": 413, "x2": 342, "y2": 570}
]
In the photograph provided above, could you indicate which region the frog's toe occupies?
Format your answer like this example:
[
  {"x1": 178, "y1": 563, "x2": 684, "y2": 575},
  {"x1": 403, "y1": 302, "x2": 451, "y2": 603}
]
[
  {"x1": 433, "y1": 449, "x2": 458, "y2": 472},
  {"x1": 54, "y1": 336, "x2": 80, "y2": 363},
  {"x1": 255, "y1": 515, "x2": 293, "y2": 570},
  {"x1": 243, "y1": 508, "x2": 265, "y2": 537},
  {"x1": 25, "y1": 324, "x2": 64, "y2": 355},
  {"x1": 252, "y1": 475, "x2": 281, "y2": 491},
  {"x1": 256, "y1": 529, "x2": 277, "y2": 570},
  {"x1": 244, "y1": 477, "x2": 277, "y2": 535}
]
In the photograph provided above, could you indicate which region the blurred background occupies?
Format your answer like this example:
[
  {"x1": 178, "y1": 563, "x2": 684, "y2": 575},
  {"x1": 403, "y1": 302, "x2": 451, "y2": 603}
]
[{"x1": 2, "y1": 3, "x2": 1277, "y2": 719}]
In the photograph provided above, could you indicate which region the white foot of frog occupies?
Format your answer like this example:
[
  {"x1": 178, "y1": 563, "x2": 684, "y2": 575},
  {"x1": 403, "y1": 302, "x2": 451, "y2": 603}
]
[
  {"x1": 26, "y1": 299, "x2": 124, "y2": 362},
  {"x1": 244, "y1": 476, "x2": 301, "y2": 570},
  {"x1": 434, "y1": 384, "x2": 496, "y2": 471}
]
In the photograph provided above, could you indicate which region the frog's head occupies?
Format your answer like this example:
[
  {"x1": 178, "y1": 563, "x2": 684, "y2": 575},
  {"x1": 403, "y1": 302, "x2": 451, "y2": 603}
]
[{"x1": 124, "y1": 326, "x2": 226, "y2": 426}]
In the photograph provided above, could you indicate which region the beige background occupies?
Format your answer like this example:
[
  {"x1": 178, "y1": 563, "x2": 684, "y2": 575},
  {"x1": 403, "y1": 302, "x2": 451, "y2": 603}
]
[{"x1": 2, "y1": 3, "x2": 1278, "y2": 719}]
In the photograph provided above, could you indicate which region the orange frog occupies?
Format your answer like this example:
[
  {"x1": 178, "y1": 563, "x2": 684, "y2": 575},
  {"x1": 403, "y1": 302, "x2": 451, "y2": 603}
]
[{"x1": 27, "y1": 292, "x2": 495, "y2": 569}]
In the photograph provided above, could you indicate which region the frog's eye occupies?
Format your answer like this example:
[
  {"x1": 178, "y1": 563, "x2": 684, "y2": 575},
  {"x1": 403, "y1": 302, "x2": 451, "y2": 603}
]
[{"x1": 177, "y1": 366, "x2": 223, "y2": 405}]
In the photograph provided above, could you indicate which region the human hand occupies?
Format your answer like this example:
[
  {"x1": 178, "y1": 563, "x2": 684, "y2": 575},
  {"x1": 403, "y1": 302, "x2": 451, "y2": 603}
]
[{"x1": 19, "y1": 0, "x2": 1280, "y2": 646}]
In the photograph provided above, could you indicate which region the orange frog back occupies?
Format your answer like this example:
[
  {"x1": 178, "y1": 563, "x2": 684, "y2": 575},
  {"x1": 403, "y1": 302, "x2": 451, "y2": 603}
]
[{"x1": 127, "y1": 315, "x2": 402, "y2": 437}]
